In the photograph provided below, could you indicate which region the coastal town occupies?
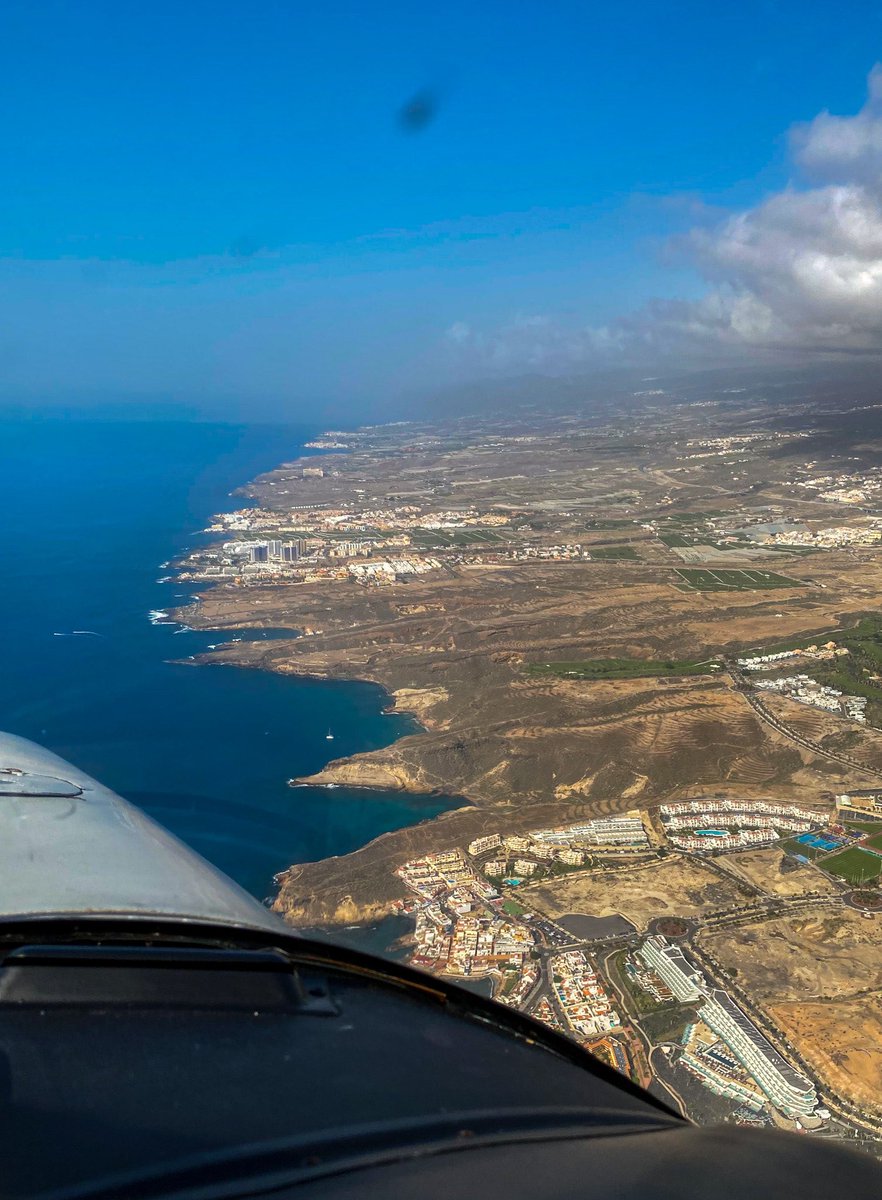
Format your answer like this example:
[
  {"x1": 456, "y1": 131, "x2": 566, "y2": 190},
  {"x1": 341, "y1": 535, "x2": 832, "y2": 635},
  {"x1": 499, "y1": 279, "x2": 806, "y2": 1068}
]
[
  {"x1": 391, "y1": 796, "x2": 881, "y2": 1137},
  {"x1": 171, "y1": 386, "x2": 882, "y2": 1151}
]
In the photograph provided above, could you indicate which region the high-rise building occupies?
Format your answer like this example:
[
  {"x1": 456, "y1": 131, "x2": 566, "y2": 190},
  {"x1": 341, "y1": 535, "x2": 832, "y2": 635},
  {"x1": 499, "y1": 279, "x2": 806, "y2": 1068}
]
[{"x1": 250, "y1": 543, "x2": 269, "y2": 563}]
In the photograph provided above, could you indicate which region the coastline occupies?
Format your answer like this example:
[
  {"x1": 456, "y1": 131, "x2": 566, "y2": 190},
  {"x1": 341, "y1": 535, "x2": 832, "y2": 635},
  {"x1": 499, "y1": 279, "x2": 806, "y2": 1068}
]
[
  {"x1": 175, "y1": 635, "x2": 460, "y2": 794},
  {"x1": 153, "y1": 405, "x2": 882, "y2": 1136},
  {"x1": 3, "y1": 418, "x2": 465, "y2": 902},
  {"x1": 166, "y1": 610, "x2": 475, "y2": 925},
  {"x1": 164, "y1": 412, "x2": 882, "y2": 930}
]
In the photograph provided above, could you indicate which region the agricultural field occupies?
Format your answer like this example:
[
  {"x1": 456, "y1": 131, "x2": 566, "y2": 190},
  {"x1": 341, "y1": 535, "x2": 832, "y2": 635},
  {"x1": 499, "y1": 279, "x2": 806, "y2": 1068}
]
[
  {"x1": 409, "y1": 527, "x2": 506, "y2": 548},
  {"x1": 525, "y1": 658, "x2": 720, "y2": 680},
  {"x1": 821, "y1": 846, "x2": 881, "y2": 885},
  {"x1": 659, "y1": 510, "x2": 728, "y2": 525},
  {"x1": 674, "y1": 567, "x2": 806, "y2": 591},
  {"x1": 756, "y1": 544, "x2": 820, "y2": 557},
  {"x1": 659, "y1": 533, "x2": 698, "y2": 547},
  {"x1": 584, "y1": 518, "x2": 636, "y2": 530},
  {"x1": 589, "y1": 544, "x2": 639, "y2": 560},
  {"x1": 669, "y1": 545, "x2": 775, "y2": 566}
]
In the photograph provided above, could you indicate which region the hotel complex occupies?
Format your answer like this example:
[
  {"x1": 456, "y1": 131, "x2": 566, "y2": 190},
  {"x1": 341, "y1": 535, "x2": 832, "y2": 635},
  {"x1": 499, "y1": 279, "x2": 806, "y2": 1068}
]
[
  {"x1": 638, "y1": 937, "x2": 817, "y2": 1118},
  {"x1": 699, "y1": 990, "x2": 818, "y2": 1118}
]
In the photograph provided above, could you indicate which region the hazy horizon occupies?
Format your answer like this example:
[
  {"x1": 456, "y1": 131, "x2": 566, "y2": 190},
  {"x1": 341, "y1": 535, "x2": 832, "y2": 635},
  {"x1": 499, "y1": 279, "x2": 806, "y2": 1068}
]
[{"x1": 4, "y1": 1, "x2": 882, "y2": 423}]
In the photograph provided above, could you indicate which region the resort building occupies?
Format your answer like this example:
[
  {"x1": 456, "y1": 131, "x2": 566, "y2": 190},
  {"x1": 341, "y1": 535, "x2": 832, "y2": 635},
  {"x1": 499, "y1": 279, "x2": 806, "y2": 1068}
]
[
  {"x1": 698, "y1": 991, "x2": 817, "y2": 1118},
  {"x1": 638, "y1": 937, "x2": 703, "y2": 1002}
]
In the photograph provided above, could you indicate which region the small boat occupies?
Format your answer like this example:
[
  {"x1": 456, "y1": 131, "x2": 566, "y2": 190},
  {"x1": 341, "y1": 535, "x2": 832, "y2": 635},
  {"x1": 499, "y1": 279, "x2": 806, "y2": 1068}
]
[{"x1": 325, "y1": 729, "x2": 334, "y2": 740}]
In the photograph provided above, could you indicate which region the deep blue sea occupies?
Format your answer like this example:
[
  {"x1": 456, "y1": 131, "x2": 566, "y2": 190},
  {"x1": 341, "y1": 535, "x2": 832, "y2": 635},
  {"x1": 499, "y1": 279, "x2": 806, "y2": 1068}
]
[{"x1": 0, "y1": 417, "x2": 454, "y2": 899}]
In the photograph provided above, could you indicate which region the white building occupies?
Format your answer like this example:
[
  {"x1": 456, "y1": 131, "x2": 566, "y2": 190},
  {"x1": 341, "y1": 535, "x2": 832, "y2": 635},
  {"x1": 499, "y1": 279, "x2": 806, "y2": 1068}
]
[
  {"x1": 699, "y1": 990, "x2": 817, "y2": 1118},
  {"x1": 638, "y1": 937, "x2": 703, "y2": 1002},
  {"x1": 639, "y1": 939, "x2": 817, "y2": 1118},
  {"x1": 468, "y1": 834, "x2": 503, "y2": 856}
]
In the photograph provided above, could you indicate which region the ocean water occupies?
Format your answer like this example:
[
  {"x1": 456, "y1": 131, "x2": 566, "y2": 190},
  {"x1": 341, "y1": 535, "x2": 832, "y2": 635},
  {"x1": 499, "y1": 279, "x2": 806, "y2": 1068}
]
[{"x1": 0, "y1": 417, "x2": 455, "y2": 899}]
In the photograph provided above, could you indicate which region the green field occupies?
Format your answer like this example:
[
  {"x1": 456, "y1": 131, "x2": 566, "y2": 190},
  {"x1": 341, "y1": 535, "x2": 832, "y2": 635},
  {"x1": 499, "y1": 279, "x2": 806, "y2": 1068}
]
[
  {"x1": 864, "y1": 831, "x2": 882, "y2": 852},
  {"x1": 844, "y1": 821, "x2": 882, "y2": 835},
  {"x1": 410, "y1": 526, "x2": 506, "y2": 548},
  {"x1": 659, "y1": 533, "x2": 698, "y2": 547},
  {"x1": 590, "y1": 544, "x2": 639, "y2": 560},
  {"x1": 821, "y1": 846, "x2": 882, "y2": 885},
  {"x1": 674, "y1": 567, "x2": 805, "y2": 591},
  {"x1": 525, "y1": 658, "x2": 720, "y2": 680},
  {"x1": 585, "y1": 519, "x2": 636, "y2": 530},
  {"x1": 502, "y1": 898, "x2": 525, "y2": 917},
  {"x1": 783, "y1": 837, "x2": 819, "y2": 862}
]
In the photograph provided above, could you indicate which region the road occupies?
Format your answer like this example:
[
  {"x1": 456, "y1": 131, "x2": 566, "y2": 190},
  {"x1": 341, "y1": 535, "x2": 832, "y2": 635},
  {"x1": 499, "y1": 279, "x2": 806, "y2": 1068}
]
[
  {"x1": 510, "y1": 878, "x2": 882, "y2": 1140},
  {"x1": 727, "y1": 661, "x2": 882, "y2": 779},
  {"x1": 416, "y1": 836, "x2": 881, "y2": 1141}
]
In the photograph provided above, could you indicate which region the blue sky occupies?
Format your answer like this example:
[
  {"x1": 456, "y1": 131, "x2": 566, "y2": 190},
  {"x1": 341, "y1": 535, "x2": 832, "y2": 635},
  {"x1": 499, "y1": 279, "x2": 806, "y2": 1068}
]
[{"x1": 2, "y1": 0, "x2": 882, "y2": 418}]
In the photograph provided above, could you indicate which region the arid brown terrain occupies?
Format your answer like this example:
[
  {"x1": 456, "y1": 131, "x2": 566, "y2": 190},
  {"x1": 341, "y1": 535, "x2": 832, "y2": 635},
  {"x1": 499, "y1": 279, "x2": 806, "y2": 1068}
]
[
  {"x1": 187, "y1": 547, "x2": 882, "y2": 921},
  {"x1": 172, "y1": 384, "x2": 882, "y2": 1133},
  {"x1": 700, "y1": 911, "x2": 882, "y2": 1117}
]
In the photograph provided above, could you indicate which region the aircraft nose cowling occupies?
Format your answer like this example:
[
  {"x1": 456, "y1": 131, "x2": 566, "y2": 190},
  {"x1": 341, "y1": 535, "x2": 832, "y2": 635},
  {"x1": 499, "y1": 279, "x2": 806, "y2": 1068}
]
[{"x1": 0, "y1": 730, "x2": 284, "y2": 934}]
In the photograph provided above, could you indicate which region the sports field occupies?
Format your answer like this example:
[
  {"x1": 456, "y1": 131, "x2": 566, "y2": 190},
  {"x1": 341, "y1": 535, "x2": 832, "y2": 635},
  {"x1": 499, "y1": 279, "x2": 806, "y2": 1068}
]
[
  {"x1": 674, "y1": 567, "x2": 805, "y2": 591},
  {"x1": 821, "y1": 847, "x2": 882, "y2": 885},
  {"x1": 845, "y1": 821, "x2": 882, "y2": 835}
]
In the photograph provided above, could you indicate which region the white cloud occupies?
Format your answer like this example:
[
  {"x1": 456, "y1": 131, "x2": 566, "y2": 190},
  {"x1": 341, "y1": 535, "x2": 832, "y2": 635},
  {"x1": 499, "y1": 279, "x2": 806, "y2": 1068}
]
[
  {"x1": 448, "y1": 66, "x2": 882, "y2": 369},
  {"x1": 792, "y1": 65, "x2": 882, "y2": 185},
  {"x1": 445, "y1": 314, "x2": 624, "y2": 371}
]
